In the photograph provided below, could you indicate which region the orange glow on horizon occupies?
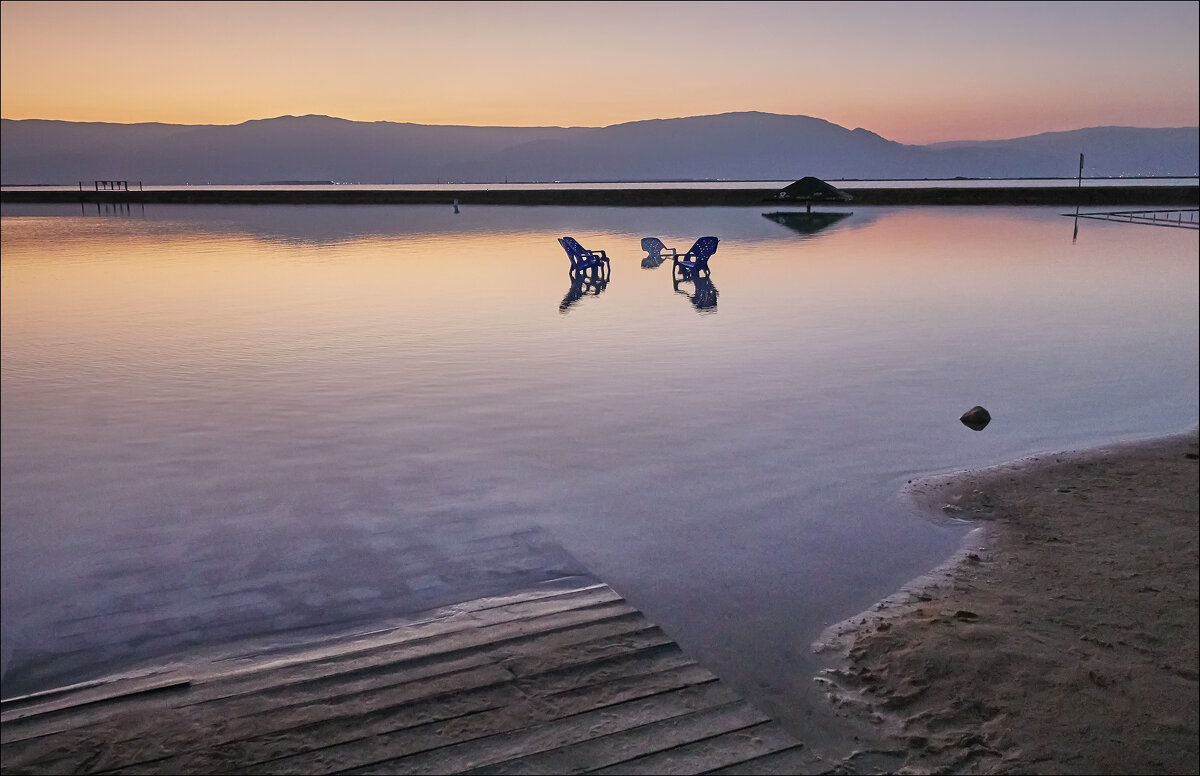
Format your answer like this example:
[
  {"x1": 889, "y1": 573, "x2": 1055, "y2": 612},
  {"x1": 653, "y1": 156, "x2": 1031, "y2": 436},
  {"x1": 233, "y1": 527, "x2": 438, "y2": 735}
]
[{"x1": 2, "y1": 1, "x2": 1196, "y2": 145}]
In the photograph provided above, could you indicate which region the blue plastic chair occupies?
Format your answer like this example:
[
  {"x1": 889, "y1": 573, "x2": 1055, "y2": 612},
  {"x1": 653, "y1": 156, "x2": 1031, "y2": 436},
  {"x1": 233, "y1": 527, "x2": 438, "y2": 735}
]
[
  {"x1": 672, "y1": 236, "x2": 719, "y2": 278},
  {"x1": 558, "y1": 236, "x2": 610, "y2": 278},
  {"x1": 640, "y1": 237, "x2": 678, "y2": 269},
  {"x1": 641, "y1": 237, "x2": 678, "y2": 260}
]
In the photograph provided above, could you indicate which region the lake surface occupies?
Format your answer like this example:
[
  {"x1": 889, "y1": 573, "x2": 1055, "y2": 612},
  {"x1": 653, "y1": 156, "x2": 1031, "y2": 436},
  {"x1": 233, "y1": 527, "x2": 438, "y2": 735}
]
[{"x1": 1, "y1": 203, "x2": 1196, "y2": 741}]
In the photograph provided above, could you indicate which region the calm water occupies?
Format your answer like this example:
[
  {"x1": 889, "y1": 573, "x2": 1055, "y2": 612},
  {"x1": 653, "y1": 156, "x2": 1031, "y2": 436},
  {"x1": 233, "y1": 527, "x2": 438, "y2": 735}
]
[{"x1": 2, "y1": 203, "x2": 1197, "y2": 739}]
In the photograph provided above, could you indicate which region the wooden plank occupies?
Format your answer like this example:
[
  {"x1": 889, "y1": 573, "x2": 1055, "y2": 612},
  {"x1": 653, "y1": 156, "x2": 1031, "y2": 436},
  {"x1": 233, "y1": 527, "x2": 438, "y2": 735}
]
[
  {"x1": 5, "y1": 639, "x2": 704, "y2": 774},
  {"x1": 0, "y1": 672, "x2": 187, "y2": 713},
  {"x1": 101, "y1": 672, "x2": 531, "y2": 776},
  {"x1": 204, "y1": 634, "x2": 690, "y2": 754},
  {"x1": 589, "y1": 721, "x2": 803, "y2": 775},
  {"x1": 191, "y1": 580, "x2": 618, "y2": 681},
  {"x1": 238, "y1": 680, "x2": 741, "y2": 775},
  {"x1": 0, "y1": 647, "x2": 498, "y2": 749},
  {"x1": 0, "y1": 598, "x2": 638, "y2": 745},
  {"x1": 343, "y1": 686, "x2": 748, "y2": 776},
  {"x1": 507, "y1": 647, "x2": 706, "y2": 704},
  {"x1": 104, "y1": 634, "x2": 688, "y2": 773},
  {"x1": 179, "y1": 591, "x2": 632, "y2": 706},
  {"x1": 180, "y1": 605, "x2": 647, "y2": 715},
  {"x1": 0, "y1": 580, "x2": 808, "y2": 776},
  {"x1": 0, "y1": 663, "x2": 520, "y2": 775},
  {"x1": 0, "y1": 675, "x2": 191, "y2": 724},
  {"x1": 115, "y1": 661, "x2": 717, "y2": 776},
  {"x1": 182, "y1": 584, "x2": 626, "y2": 701},
  {"x1": 444, "y1": 577, "x2": 608, "y2": 615},
  {"x1": 458, "y1": 702, "x2": 773, "y2": 775},
  {"x1": 232, "y1": 615, "x2": 658, "y2": 717},
  {"x1": 703, "y1": 743, "x2": 828, "y2": 775}
]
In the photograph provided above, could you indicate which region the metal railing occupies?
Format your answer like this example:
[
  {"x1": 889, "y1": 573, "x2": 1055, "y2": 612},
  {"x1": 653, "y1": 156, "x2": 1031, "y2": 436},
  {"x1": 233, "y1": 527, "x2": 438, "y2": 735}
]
[
  {"x1": 78, "y1": 180, "x2": 144, "y2": 192},
  {"x1": 1070, "y1": 209, "x2": 1199, "y2": 230}
]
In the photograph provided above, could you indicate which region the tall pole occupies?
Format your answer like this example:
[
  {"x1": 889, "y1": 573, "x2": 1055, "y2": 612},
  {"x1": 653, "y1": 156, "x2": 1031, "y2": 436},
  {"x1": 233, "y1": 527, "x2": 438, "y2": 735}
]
[{"x1": 1073, "y1": 153, "x2": 1085, "y2": 243}]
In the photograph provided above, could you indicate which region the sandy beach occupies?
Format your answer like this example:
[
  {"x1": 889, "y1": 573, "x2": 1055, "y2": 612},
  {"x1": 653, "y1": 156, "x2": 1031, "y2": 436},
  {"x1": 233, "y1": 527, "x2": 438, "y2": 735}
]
[{"x1": 814, "y1": 428, "x2": 1199, "y2": 774}]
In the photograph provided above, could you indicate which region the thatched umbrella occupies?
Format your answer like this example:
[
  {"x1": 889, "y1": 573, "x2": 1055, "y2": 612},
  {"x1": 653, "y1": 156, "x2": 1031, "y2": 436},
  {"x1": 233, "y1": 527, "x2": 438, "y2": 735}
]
[{"x1": 772, "y1": 177, "x2": 852, "y2": 212}]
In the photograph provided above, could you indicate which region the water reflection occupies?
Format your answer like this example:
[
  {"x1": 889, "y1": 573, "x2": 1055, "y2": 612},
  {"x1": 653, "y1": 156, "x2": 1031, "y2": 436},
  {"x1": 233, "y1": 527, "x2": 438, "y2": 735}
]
[
  {"x1": 673, "y1": 272, "x2": 719, "y2": 313},
  {"x1": 2, "y1": 204, "x2": 1196, "y2": 737},
  {"x1": 1, "y1": 203, "x2": 870, "y2": 248},
  {"x1": 762, "y1": 210, "x2": 853, "y2": 237},
  {"x1": 560, "y1": 266, "x2": 610, "y2": 313},
  {"x1": 640, "y1": 237, "x2": 679, "y2": 269},
  {"x1": 81, "y1": 201, "x2": 145, "y2": 218}
]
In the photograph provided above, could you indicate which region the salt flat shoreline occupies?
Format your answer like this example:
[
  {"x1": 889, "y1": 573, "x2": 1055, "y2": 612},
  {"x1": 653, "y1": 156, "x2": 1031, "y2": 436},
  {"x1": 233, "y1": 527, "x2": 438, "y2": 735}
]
[
  {"x1": 813, "y1": 428, "x2": 1200, "y2": 774},
  {"x1": 3, "y1": 184, "x2": 1198, "y2": 207}
]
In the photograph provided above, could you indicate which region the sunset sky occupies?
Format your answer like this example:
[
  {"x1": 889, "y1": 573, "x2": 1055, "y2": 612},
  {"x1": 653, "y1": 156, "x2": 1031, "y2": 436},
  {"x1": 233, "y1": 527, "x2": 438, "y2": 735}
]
[{"x1": 2, "y1": 0, "x2": 1196, "y2": 145}]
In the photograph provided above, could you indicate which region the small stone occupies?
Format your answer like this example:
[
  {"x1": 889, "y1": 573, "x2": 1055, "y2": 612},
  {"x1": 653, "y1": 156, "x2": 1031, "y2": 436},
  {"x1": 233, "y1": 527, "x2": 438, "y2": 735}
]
[{"x1": 960, "y1": 405, "x2": 992, "y2": 430}]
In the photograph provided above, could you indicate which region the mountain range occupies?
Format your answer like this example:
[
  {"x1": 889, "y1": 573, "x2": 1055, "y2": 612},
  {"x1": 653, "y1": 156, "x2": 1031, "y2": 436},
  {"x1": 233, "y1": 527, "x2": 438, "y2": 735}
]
[{"x1": 2, "y1": 112, "x2": 1196, "y2": 185}]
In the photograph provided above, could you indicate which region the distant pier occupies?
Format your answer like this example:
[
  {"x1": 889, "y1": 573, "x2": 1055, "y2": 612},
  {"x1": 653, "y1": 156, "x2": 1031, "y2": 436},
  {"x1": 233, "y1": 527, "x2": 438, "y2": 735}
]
[
  {"x1": 3, "y1": 185, "x2": 1197, "y2": 207},
  {"x1": 83, "y1": 179, "x2": 142, "y2": 192}
]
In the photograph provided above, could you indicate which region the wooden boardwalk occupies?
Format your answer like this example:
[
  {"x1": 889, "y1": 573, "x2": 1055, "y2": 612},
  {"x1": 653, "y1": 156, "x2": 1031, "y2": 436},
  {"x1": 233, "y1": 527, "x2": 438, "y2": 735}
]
[{"x1": 0, "y1": 576, "x2": 821, "y2": 775}]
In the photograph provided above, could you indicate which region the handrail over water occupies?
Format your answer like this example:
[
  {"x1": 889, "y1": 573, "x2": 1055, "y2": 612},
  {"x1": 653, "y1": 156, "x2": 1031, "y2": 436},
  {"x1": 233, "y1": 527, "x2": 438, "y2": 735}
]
[{"x1": 1068, "y1": 208, "x2": 1199, "y2": 230}]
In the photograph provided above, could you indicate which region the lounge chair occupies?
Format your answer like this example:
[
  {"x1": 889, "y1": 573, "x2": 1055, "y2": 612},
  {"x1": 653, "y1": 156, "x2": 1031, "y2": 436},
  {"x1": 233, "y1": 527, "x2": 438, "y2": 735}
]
[
  {"x1": 558, "y1": 236, "x2": 610, "y2": 278},
  {"x1": 672, "y1": 236, "x2": 719, "y2": 278},
  {"x1": 641, "y1": 237, "x2": 678, "y2": 260}
]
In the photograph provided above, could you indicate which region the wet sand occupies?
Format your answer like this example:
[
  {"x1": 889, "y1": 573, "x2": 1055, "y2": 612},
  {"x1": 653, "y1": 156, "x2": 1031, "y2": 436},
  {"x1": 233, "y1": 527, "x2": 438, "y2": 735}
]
[{"x1": 814, "y1": 428, "x2": 1199, "y2": 774}]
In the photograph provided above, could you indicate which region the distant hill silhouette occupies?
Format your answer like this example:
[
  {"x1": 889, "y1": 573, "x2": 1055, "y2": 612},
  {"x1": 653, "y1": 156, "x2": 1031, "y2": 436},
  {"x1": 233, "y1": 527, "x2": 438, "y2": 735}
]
[{"x1": 1, "y1": 112, "x2": 1196, "y2": 184}]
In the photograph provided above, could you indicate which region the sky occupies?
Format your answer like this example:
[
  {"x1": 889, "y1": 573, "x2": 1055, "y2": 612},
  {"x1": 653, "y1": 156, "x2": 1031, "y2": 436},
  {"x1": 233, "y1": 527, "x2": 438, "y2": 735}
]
[{"x1": 1, "y1": 1, "x2": 1197, "y2": 144}]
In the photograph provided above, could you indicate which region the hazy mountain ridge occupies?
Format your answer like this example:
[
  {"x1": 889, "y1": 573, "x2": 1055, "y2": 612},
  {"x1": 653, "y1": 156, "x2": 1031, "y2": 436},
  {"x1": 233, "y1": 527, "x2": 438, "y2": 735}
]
[{"x1": 2, "y1": 112, "x2": 1196, "y2": 184}]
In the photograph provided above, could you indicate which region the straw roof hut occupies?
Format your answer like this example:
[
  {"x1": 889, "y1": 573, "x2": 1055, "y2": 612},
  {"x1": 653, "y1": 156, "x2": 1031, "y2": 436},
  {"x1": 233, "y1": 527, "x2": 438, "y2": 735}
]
[{"x1": 771, "y1": 177, "x2": 852, "y2": 211}]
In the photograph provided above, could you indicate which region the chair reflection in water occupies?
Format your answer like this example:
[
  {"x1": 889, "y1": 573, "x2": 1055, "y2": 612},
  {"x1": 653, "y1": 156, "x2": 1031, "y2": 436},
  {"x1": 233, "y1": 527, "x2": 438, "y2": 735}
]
[
  {"x1": 557, "y1": 237, "x2": 610, "y2": 313},
  {"x1": 560, "y1": 269, "x2": 609, "y2": 312},
  {"x1": 674, "y1": 273, "x2": 719, "y2": 313},
  {"x1": 640, "y1": 237, "x2": 678, "y2": 269},
  {"x1": 671, "y1": 236, "x2": 719, "y2": 279}
]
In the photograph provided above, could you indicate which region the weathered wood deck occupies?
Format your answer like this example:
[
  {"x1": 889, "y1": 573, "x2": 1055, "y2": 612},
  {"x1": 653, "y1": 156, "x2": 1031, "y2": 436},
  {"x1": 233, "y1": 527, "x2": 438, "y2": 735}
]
[{"x1": 0, "y1": 576, "x2": 821, "y2": 775}]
